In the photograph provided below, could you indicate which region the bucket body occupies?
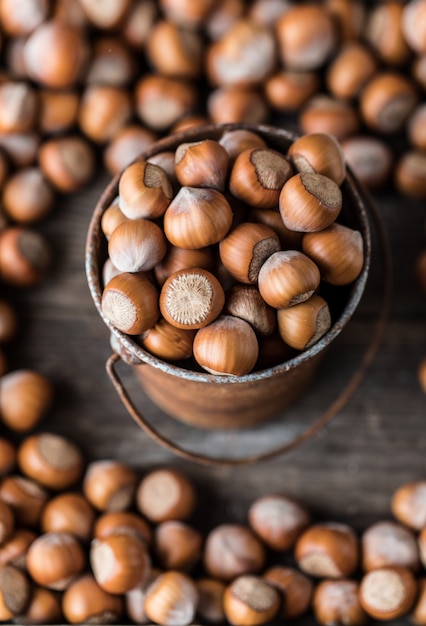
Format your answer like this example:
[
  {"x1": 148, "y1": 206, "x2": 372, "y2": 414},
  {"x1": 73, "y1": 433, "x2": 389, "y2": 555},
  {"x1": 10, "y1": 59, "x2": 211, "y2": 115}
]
[{"x1": 86, "y1": 123, "x2": 371, "y2": 430}]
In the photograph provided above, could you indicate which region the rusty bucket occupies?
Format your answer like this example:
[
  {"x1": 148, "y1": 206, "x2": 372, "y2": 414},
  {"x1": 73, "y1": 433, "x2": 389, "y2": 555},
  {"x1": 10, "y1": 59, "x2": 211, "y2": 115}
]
[{"x1": 85, "y1": 123, "x2": 373, "y2": 457}]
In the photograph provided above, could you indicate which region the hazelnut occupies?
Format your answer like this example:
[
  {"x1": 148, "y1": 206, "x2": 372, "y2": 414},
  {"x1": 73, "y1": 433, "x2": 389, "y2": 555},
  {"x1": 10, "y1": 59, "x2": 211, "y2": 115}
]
[
  {"x1": 248, "y1": 208, "x2": 303, "y2": 250},
  {"x1": 23, "y1": 21, "x2": 89, "y2": 88},
  {"x1": 224, "y1": 286, "x2": 276, "y2": 337},
  {"x1": 0, "y1": 300, "x2": 17, "y2": 343},
  {"x1": 175, "y1": 139, "x2": 230, "y2": 191},
  {"x1": 104, "y1": 125, "x2": 157, "y2": 176},
  {"x1": 325, "y1": 0, "x2": 366, "y2": 41},
  {"x1": 164, "y1": 187, "x2": 233, "y2": 249},
  {"x1": 248, "y1": 493, "x2": 310, "y2": 551},
  {"x1": 38, "y1": 89, "x2": 80, "y2": 135},
  {"x1": 0, "y1": 565, "x2": 31, "y2": 620},
  {"x1": 411, "y1": 578, "x2": 426, "y2": 625},
  {"x1": 135, "y1": 75, "x2": 198, "y2": 132},
  {"x1": 143, "y1": 570, "x2": 199, "y2": 626},
  {"x1": 41, "y1": 492, "x2": 95, "y2": 543},
  {"x1": 359, "y1": 566, "x2": 417, "y2": 620},
  {"x1": 258, "y1": 250, "x2": 321, "y2": 309},
  {"x1": 0, "y1": 133, "x2": 40, "y2": 168},
  {"x1": 408, "y1": 104, "x2": 426, "y2": 151},
  {"x1": 0, "y1": 476, "x2": 47, "y2": 528},
  {"x1": 366, "y1": 2, "x2": 410, "y2": 66},
  {"x1": 263, "y1": 565, "x2": 313, "y2": 619},
  {"x1": 0, "y1": 227, "x2": 51, "y2": 287},
  {"x1": 360, "y1": 73, "x2": 418, "y2": 134},
  {"x1": 0, "y1": 529, "x2": 36, "y2": 569},
  {"x1": 223, "y1": 575, "x2": 280, "y2": 626},
  {"x1": 219, "y1": 129, "x2": 267, "y2": 163},
  {"x1": 0, "y1": 438, "x2": 16, "y2": 476},
  {"x1": 122, "y1": 0, "x2": 158, "y2": 49},
  {"x1": 83, "y1": 460, "x2": 138, "y2": 512},
  {"x1": 125, "y1": 568, "x2": 162, "y2": 624},
  {"x1": 26, "y1": 532, "x2": 85, "y2": 590},
  {"x1": 230, "y1": 147, "x2": 292, "y2": 209},
  {"x1": 280, "y1": 171, "x2": 342, "y2": 233},
  {"x1": 101, "y1": 272, "x2": 159, "y2": 335},
  {"x1": 39, "y1": 136, "x2": 96, "y2": 193},
  {"x1": 340, "y1": 136, "x2": 393, "y2": 191},
  {"x1": 288, "y1": 133, "x2": 346, "y2": 186},
  {"x1": 299, "y1": 95, "x2": 360, "y2": 141},
  {"x1": 2, "y1": 168, "x2": 54, "y2": 225},
  {"x1": 85, "y1": 37, "x2": 136, "y2": 87},
  {"x1": 0, "y1": 82, "x2": 38, "y2": 134},
  {"x1": 362, "y1": 520, "x2": 420, "y2": 572},
  {"x1": 206, "y1": 19, "x2": 276, "y2": 88},
  {"x1": 140, "y1": 319, "x2": 196, "y2": 362},
  {"x1": 205, "y1": 0, "x2": 245, "y2": 41},
  {"x1": 277, "y1": 295, "x2": 331, "y2": 351},
  {"x1": 402, "y1": 0, "x2": 426, "y2": 54},
  {"x1": 249, "y1": 0, "x2": 291, "y2": 26},
  {"x1": 93, "y1": 511, "x2": 152, "y2": 547},
  {"x1": 101, "y1": 201, "x2": 128, "y2": 240},
  {"x1": 154, "y1": 245, "x2": 214, "y2": 287},
  {"x1": 413, "y1": 54, "x2": 426, "y2": 90},
  {"x1": 0, "y1": 369, "x2": 53, "y2": 432},
  {"x1": 295, "y1": 522, "x2": 359, "y2": 578},
  {"x1": 90, "y1": 534, "x2": 150, "y2": 595},
  {"x1": 16, "y1": 585, "x2": 63, "y2": 625},
  {"x1": 154, "y1": 521, "x2": 203, "y2": 572},
  {"x1": 265, "y1": 71, "x2": 320, "y2": 112},
  {"x1": 0, "y1": 501, "x2": 14, "y2": 546},
  {"x1": 207, "y1": 86, "x2": 269, "y2": 125},
  {"x1": 118, "y1": 160, "x2": 173, "y2": 220},
  {"x1": 395, "y1": 151, "x2": 426, "y2": 198},
  {"x1": 326, "y1": 43, "x2": 377, "y2": 101},
  {"x1": 4, "y1": 38, "x2": 27, "y2": 77},
  {"x1": 0, "y1": 0, "x2": 49, "y2": 36},
  {"x1": 204, "y1": 524, "x2": 266, "y2": 581},
  {"x1": 108, "y1": 219, "x2": 167, "y2": 273},
  {"x1": 160, "y1": 0, "x2": 216, "y2": 27},
  {"x1": 276, "y1": 4, "x2": 337, "y2": 70},
  {"x1": 313, "y1": 579, "x2": 367, "y2": 626},
  {"x1": 147, "y1": 151, "x2": 178, "y2": 189},
  {"x1": 196, "y1": 578, "x2": 226, "y2": 624},
  {"x1": 77, "y1": 0, "x2": 131, "y2": 29},
  {"x1": 171, "y1": 114, "x2": 210, "y2": 134},
  {"x1": 147, "y1": 21, "x2": 203, "y2": 79},
  {"x1": 194, "y1": 315, "x2": 259, "y2": 376},
  {"x1": 62, "y1": 574, "x2": 124, "y2": 624},
  {"x1": 79, "y1": 86, "x2": 133, "y2": 144},
  {"x1": 52, "y1": 0, "x2": 88, "y2": 27},
  {"x1": 136, "y1": 468, "x2": 196, "y2": 523},
  {"x1": 302, "y1": 223, "x2": 364, "y2": 286}
]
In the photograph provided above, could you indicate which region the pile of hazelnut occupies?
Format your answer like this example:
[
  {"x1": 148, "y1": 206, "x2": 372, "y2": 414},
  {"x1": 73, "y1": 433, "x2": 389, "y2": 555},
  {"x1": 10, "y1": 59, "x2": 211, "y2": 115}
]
[
  {"x1": 2, "y1": 377, "x2": 426, "y2": 626},
  {"x1": 100, "y1": 129, "x2": 365, "y2": 376}
]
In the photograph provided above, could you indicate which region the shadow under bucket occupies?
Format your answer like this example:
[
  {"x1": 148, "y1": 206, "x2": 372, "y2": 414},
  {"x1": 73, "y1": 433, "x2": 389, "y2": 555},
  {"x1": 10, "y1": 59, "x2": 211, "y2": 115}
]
[{"x1": 86, "y1": 123, "x2": 371, "y2": 432}]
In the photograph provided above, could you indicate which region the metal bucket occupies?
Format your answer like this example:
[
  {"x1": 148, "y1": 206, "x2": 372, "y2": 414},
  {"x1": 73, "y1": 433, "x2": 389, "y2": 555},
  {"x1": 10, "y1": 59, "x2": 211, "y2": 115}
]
[{"x1": 86, "y1": 123, "x2": 371, "y2": 432}]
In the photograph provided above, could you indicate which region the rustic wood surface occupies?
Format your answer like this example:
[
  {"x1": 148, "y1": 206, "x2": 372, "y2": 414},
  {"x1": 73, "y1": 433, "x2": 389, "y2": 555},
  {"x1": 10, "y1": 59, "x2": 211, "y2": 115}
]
[{"x1": 3, "y1": 160, "x2": 426, "y2": 623}]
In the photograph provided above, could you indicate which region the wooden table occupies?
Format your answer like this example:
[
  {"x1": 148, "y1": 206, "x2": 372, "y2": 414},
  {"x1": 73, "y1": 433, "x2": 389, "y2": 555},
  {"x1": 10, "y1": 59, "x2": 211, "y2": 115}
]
[{"x1": 4, "y1": 159, "x2": 426, "y2": 622}]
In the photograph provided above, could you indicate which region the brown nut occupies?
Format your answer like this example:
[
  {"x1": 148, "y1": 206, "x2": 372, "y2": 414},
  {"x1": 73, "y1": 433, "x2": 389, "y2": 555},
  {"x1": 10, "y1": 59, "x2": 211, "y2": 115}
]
[
  {"x1": 93, "y1": 511, "x2": 152, "y2": 547},
  {"x1": 258, "y1": 250, "x2": 321, "y2": 309},
  {"x1": 0, "y1": 438, "x2": 16, "y2": 477},
  {"x1": 193, "y1": 315, "x2": 259, "y2": 376},
  {"x1": 122, "y1": 0, "x2": 158, "y2": 49},
  {"x1": 223, "y1": 575, "x2": 281, "y2": 626},
  {"x1": 160, "y1": 0, "x2": 216, "y2": 26},
  {"x1": 0, "y1": 133, "x2": 40, "y2": 168},
  {"x1": 154, "y1": 521, "x2": 203, "y2": 572},
  {"x1": 83, "y1": 460, "x2": 138, "y2": 512},
  {"x1": 288, "y1": 133, "x2": 346, "y2": 186},
  {"x1": 362, "y1": 520, "x2": 420, "y2": 572},
  {"x1": 143, "y1": 570, "x2": 199, "y2": 626},
  {"x1": 26, "y1": 532, "x2": 85, "y2": 590},
  {"x1": 90, "y1": 534, "x2": 150, "y2": 595},
  {"x1": 23, "y1": 21, "x2": 89, "y2": 88},
  {"x1": 205, "y1": 0, "x2": 245, "y2": 41},
  {"x1": 325, "y1": 0, "x2": 366, "y2": 41},
  {"x1": 104, "y1": 125, "x2": 156, "y2": 176},
  {"x1": 299, "y1": 95, "x2": 360, "y2": 141},
  {"x1": 279, "y1": 172, "x2": 342, "y2": 233},
  {"x1": 392, "y1": 481, "x2": 426, "y2": 530},
  {"x1": 0, "y1": 565, "x2": 31, "y2": 620},
  {"x1": 86, "y1": 37, "x2": 136, "y2": 87},
  {"x1": 125, "y1": 568, "x2": 161, "y2": 624},
  {"x1": 302, "y1": 223, "x2": 364, "y2": 286},
  {"x1": 17, "y1": 432, "x2": 84, "y2": 491},
  {"x1": 0, "y1": 529, "x2": 36, "y2": 569},
  {"x1": 140, "y1": 319, "x2": 196, "y2": 362},
  {"x1": 207, "y1": 86, "x2": 269, "y2": 125},
  {"x1": 0, "y1": 227, "x2": 51, "y2": 287},
  {"x1": 0, "y1": 369, "x2": 53, "y2": 432},
  {"x1": 108, "y1": 219, "x2": 167, "y2": 273},
  {"x1": 265, "y1": 71, "x2": 320, "y2": 112},
  {"x1": 360, "y1": 73, "x2": 418, "y2": 134},
  {"x1": 204, "y1": 524, "x2": 266, "y2": 582},
  {"x1": 118, "y1": 160, "x2": 173, "y2": 220},
  {"x1": 395, "y1": 151, "x2": 426, "y2": 198},
  {"x1": 154, "y1": 245, "x2": 214, "y2": 287},
  {"x1": 277, "y1": 295, "x2": 331, "y2": 351},
  {"x1": 2, "y1": 168, "x2": 54, "y2": 225},
  {"x1": 295, "y1": 522, "x2": 359, "y2": 578},
  {"x1": 0, "y1": 476, "x2": 48, "y2": 528},
  {"x1": 62, "y1": 574, "x2": 124, "y2": 624},
  {"x1": 263, "y1": 565, "x2": 313, "y2": 619},
  {"x1": 408, "y1": 104, "x2": 426, "y2": 151},
  {"x1": 224, "y1": 286, "x2": 276, "y2": 337},
  {"x1": 41, "y1": 493, "x2": 95, "y2": 543},
  {"x1": 196, "y1": 578, "x2": 226, "y2": 624},
  {"x1": 39, "y1": 136, "x2": 96, "y2": 193},
  {"x1": 366, "y1": 2, "x2": 410, "y2": 66},
  {"x1": 248, "y1": 494, "x2": 310, "y2": 551},
  {"x1": 326, "y1": 42, "x2": 377, "y2": 101},
  {"x1": 147, "y1": 20, "x2": 203, "y2": 79},
  {"x1": 0, "y1": 82, "x2": 38, "y2": 134},
  {"x1": 136, "y1": 468, "x2": 196, "y2": 523},
  {"x1": 313, "y1": 579, "x2": 367, "y2": 626},
  {"x1": 248, "y1": 208, "x2": 303, "y2": 250},
  {"x1": 101, "y1": 272, "x2": 159, "y2": 335},
  {"x1": 175, "y1": 139, "x2": 230, "y2": 191},
  {"x1": 79, "y1": 86, "x2": 133, "y2": 144},
  {"x1": 101, "y1": 201, "x2": 128, "y2": 240},
  {"x1": 402, "y1": 0, "x2": 426, "y2": 55},
  {"x1": 340, "y1": 136, "x2": 393, "y2": 191},
  {"x1": 77, "y1": 0, "x2": 131, "y2": 29},
  {"x1": 359, "y1": 566, "x2": 417, "y2": 620},
  {"x1": 38, "y1": 89, "x2": 79, "y2": 135},
  {"x1": 16, "y1": 585, "x2": 63, "y2": 625},
  {"x1": 0, "y1": 0, "x2": 49, "y2": 36},
  {"x1": 229, "y1": 147, "x2": 293, "y2": 209},
  {"x1": 219, "y1": 129, "x2": 267, "y2": 163}
]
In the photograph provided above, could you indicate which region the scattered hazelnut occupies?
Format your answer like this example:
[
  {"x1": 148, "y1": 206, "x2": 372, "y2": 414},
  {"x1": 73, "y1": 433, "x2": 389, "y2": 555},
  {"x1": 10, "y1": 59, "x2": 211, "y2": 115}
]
[
  {"x1": 359, "y1": 566, "x2": 417, "y2": 620},
  {"x1": 175, "y1": 139, "x2": 230, "y2": 190},
  {"x1": 0, "y1": 475, "x2": 48, "y2": 528},
  {"x1": 143, "y1": 570, "x2": 199, "y2": 626},
  {"x1": 41, "y1": 492, "x2": 95, "y2": 543},
  {"x1": 0, "y1": 133, "x2": 40, "y2": 168},
  {"x1": 207, "y1": 86, "x2": 269, "y2": 125},
  {"x1": 288, "y1": 132, "x2": 346, "y2": 186},
  {"x1": 26, "y1": 531, "x2": 85, "y2": 590},
  {"x1": 16, "y1": 586, "x2": 63, "y2": 625},
  {"x1": 147, "y1": 21, "x2": 204, "y2": 79},
  {"x1": 392, "y1": 481, "x2": 426, "y2": 530},
  {"x1": 0, "y1": 369, "x2": 53, "y2": 432},
  {"x1": 86, "y1": 37, "x2": 136, "y2": 87},
  {"x1": 160, "y1": 0, "x2": 216, "y2": 27},
  {"x1": 313, "y1": 579, "x2": 367, "y2": 626},
  {"x1": 248, "y1": 494, "x2": 310, "y2": 551},
  {"x1": 62, "y1": 574, "x2": 124, "y2": 624},
  {"x1": 360, "y1": 73, "x2": 418, "y2": 135},
  {"x1": 0, "y1": 81, "x2": 38, "y2": 134},
  {"x1": 402, "y1": 0, "x2": 426, "y2": 55},
  {"x1": 171, "y1": 114, "x2": 210, "y2": 134},
  {"x1": 104, "y1": 125, "x2": 157, "y2": 176},
  {"x1": 265, "y1": 70, "x2": 320, "y2": 112},
  {"x1": 0, "y1": 565, "x2": 31, "y2": 620},
  {"x1": 326, "y1": 42, "x2": 377, "y2": 101},
  {"x1": 136, "y1": 468, "x2": 196, "y2": 523},
  {"x1": 295, "y1": 522, "x2": 359, "y2": 578},
  {"x1": 77, "y1": 0, "x2": 131, "y2": 29},
  {"x1": 325, "y1": 0, "x2": 366, "y2": 41},
  {"x1": 395, "y1": 151, "x2": 426, "y2": 198},
  {"x1": 83, "y1": 460, "x2": 138, "y2": 512},
  {"x1": 223, "y1": 575, "x2": 281, "y2": 626},
  {"x1": 122, "y1": 0, "x2": 158, "y2": 49},
  {"x1": 300, "y1": 94, "x2": 360, "y2": 140},
  {"x1": 263, "y1": 565, "x2": 313, "y2": 619},
  {"x1": 366, "y1": 2, "x2": 410, "y2": 66},
  {"x1": 0, "y1": 226, "x2": 51, "y2": 286},
  {"x1": 362, "y1": 521, "x2": 419, "y2": 572},
  {"x1": 154, "y1": 520, "x2": 203, "y2": 572},
  {"x1": 205, "y1": 0, "x2": 245, "y2": 41},
  {"x1": 39, "y1": 136, "x2": 96, "y2": 193},
  {"x1": 0, "y1": 0, "x2": 49, "y2": 36},
  {"x1": 0, "y1": 529, "x2": 36, "y2": 569},
  {"x1": 340, "y1": 136, "x2": 393, "y2": 191},
  {"x1": 196, "y1": 578, "x2": 226, "y2": 624},
  {"x1": 78, "y1": 86, "x2": 133, "y2": 144},
  {"x1": 93, "y1": 511, "x2": 152, "y2": 547},
  {"x1": 2, "y1": 168, "x2": 55, "y2": 224},
  {"x1": 38, "y1": 89, "x2": 80, "y2": 135}
]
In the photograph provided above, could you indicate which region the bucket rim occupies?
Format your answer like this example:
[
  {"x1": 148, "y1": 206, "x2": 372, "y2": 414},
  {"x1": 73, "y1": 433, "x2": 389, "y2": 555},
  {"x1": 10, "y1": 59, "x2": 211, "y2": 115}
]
[{"x1": 85, "y1": 122, "x2": 371, "y2": 385}]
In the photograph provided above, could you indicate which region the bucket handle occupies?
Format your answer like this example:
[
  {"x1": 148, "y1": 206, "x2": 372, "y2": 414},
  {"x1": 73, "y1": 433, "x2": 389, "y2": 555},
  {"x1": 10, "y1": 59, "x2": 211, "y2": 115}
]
[{"x1": 105, "y1": 181, "x2": 392, "y2": 467}]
